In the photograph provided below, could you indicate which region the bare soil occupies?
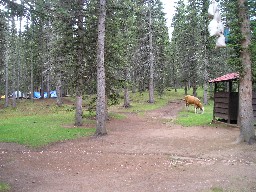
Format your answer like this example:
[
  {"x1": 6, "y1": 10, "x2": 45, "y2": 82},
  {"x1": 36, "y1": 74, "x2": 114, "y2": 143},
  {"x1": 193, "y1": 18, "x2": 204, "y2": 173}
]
[{"x1": 1, "y1": 100, "x2": 256, "y2": 192}]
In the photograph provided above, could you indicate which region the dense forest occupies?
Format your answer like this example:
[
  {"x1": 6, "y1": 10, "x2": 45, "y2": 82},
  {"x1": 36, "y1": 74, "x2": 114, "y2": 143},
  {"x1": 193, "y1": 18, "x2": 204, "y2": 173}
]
[{"x1": 0, "y1": 0, "x2": 255, "y2": 140}]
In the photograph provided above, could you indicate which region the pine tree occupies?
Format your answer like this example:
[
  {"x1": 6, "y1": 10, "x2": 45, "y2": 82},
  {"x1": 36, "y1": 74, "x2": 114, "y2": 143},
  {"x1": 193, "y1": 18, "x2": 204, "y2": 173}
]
[
  {"x1": 221, "y1": 0, "x2": 255, "y2": 143},
  {"x1": 151, "y1": 0, "x2": 171, "y2": 97},
  {"x1": 74, "y1": 0, "x2": 85, "y2": 126},
  {"x1": 0, "y1": 9, "x2": 6, "y2": 90},
  {"x1": 237, "y1": 0, "x2": 255, "y2": 143},
  {"x1": 171, "y1": 0, "x2": 190, "y2": 94},
  {"x1": 95, "y1": 0, "x2": 107, "y2": 136},
  {"x1": 147, "y1": 0, "x2": 154, "y2": 103},
  {"x1": 0, "y1": 9, "x2": 7, "y2": 105}
]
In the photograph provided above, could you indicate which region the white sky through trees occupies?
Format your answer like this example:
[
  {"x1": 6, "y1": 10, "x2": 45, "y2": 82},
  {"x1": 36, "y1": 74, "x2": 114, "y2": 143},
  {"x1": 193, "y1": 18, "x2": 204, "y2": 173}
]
[
  {"x1": 2, "y1": 0, "x2": 180, "y2": 39},
  {"x1": 161, "y1": 0, "x2": 188, "y2": 39},
  {"x1": 161, "y1": 0, "x2": 177, "y2": 39}
]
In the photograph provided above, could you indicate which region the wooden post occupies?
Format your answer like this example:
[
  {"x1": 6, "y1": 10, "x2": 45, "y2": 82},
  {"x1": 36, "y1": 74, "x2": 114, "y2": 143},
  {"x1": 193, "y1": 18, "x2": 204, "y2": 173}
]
[
  {"x1": 228, "y1": 81, "x2": 232, "y2": 124},
  {"x1": 213, "y1": 83, "x2": 217, "y2": 122}
]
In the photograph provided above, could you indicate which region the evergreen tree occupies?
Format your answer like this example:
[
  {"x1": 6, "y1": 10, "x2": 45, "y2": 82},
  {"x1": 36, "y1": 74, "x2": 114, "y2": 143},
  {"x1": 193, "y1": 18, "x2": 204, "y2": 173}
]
[
  {"x1": 171, "y1": 0, "x2": 189, "y2": 94},
  {"x1": 151, "y1": 0, "x2": 170, "y2": 97},
  {"x1": 147, "y1": 0, "x2": 154, "y2": 103},
  {"x1": 96, "y1": 0, "x2": 107, "y2": 136},
  {"x1": 0, "y1": 9, "x2": 6, "y2": 93},
  {"x1": 221, "y1": 0, "x2": 255, "y2": 143},
  {"x1": 237, "y1": 0, "x2": 255, "y2": 143},
  {"x1": 171, "y1": 0, "x2": 234, "y2": 97},
  {"x1": 74, "y1": 0, "x2": 86, "y2": 126},
  {"x1": 105, "y1": 0, "x2": 136, "y2": 108}
]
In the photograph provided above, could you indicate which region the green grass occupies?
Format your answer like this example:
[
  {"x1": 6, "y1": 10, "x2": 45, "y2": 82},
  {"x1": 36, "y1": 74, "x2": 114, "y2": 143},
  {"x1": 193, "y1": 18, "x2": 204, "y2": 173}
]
[
  {"x1": 124, "y1": 92, "x2": 168, "y2": 112},
  {"x1": 175, "y1": 100, "x2": 214, "y2": 127},
  {"x1": 113, "y1": 88, "x2": 211, "y2": 120},
  {"x1": 0, "y1": 100, "x2": 95, "y2": 148},
  {"x1": 114, "y1": 88, "x2": 189, "y2": 113},
  {"x1": 209, "y1": 187, "x2": 224, "y2": 192},
  {"x1": 0, "y1": 88, "x2": 212, "y2": 147},
  {"x1": 0, "y1": 113, "x2": 94, "y2": 147},
  {"x1": 0, "y1": 182, "x2": 10, "y2": 192},
  {"x1": 109, "y1": 112, "x2": 126, "y2": 119}
]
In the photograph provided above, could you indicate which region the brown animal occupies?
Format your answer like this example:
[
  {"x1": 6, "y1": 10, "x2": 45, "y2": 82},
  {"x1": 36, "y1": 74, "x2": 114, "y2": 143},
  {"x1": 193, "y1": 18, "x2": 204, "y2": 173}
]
[{"x1": 184, "y1": 95, "x2": 204, "y2": 114}]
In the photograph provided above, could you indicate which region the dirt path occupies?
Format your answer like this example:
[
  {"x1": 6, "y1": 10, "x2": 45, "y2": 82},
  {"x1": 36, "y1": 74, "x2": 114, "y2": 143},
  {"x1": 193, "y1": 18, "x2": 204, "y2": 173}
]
[{"x1": 1, "y1": 100, "x2": 256, "y2": 192}]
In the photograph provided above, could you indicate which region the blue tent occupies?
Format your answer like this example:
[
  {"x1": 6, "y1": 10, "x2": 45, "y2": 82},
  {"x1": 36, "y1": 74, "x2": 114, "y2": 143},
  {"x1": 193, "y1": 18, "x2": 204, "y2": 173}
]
[
  {"x1": 34, "y1": 92, "x2": 41, "y2": 99},
  {"x1": 224, "y1": 27, "x2": 230, "y2": 44},
  {"x1": 33, "y1": 91, "x2": 57, "y2": 98},
  {"x1": 50, "y1": 91, "x2": 57, "y2": 98}
]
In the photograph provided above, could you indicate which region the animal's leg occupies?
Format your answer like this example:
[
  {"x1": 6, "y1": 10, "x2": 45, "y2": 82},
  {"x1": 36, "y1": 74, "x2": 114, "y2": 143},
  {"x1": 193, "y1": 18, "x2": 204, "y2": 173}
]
[
  {"x1": 194, "y1": 107, "x2": 197, "y2": 113},
  {"x1": 185, "y1": 103, "x2": 189, "y2": 111}
]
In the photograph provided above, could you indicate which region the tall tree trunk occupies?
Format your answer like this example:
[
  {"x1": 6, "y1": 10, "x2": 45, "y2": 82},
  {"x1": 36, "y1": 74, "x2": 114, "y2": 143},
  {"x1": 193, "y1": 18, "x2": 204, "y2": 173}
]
[
  {"x1": 95, "y1": 0, "x2": 107, "y2": 136},
  {"x1": 40, "y1": 57, "x2": 44, "y2": 99},
  {"x1": 123, "y1": 67, "x2": 130, "y2": 108},
  {"x1": 148, "y1": 2, "x2": 154, "y2": 103},
  {"x1": 192, "y1": 81, "x2": 197, "y2": 97},
  {"x1": 39, "y1": 19, "x2": 44, "y2": 100},
  {"x1": 2, "y1": 15, "x2": 8, "y2": 107},
  {"x1": 17, "y1": 15, "x2": 22, "y2": 101},
  {"x1": 74, "y1": 0, "x2": 85, "y2": 126},
  {"x1": 202, "y1": 0, "x2": 209, "y2": 106},
  {"x1": 30, "y1": 46, "x2": 34, "y2": 101},
  {"x1": 30, "y1": 18, "x2": 34, "y2": 101},
  {"x1": 123, "y1": 68, "x2": 130, "y2": 108},
  {"x1": 12, "y1": 63, "x2": 16, "y2": 108},
  {"x1": 11, "y1": 16, "x2": 16, "y2": 108},
  {"x1": 172, "y1": 65, "x2": 177, "y2": 92},
  {"x1": 237, "y1": 0, "x2": 255, "y2": 143},
  {"x1": 75, "y1": 88, "x2": 83, "y2": 126},
  {"x1": 40, "y1": 70, "x2": 44, "y2": 99},
  {"x1": 0, "y1": 10, "x2": 8, "y2": 107},
  {"x1": 123, "y1": 86, "x2": 130, "y2": 108},
  {"x1": 184, "y1": 82, "x2": 188, "y2": 95},
  {"x1": 203, "y1": 68, "x2": 208, "y2": 105},
  {"x1": 203, "y1": 19, "x2": 209, "y2": 105},
  {"x1": 56, "y1": 72, "x2": 62, "y2": 106},
  {"x1": 30, "y1": 57, "x2": 34, "y2": 102},
  {"x1": 46, "y1": 72, "x2": 50, "y2": 98},
  {"x1": 4, "y1": 43, "x2": 9, "y2": 108}
]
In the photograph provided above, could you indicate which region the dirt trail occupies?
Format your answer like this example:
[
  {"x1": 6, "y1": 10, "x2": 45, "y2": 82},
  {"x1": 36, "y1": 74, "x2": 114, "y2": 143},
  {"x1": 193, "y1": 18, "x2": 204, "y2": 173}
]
[{"x1": 1, "y1": 100, "x2": 256, "y2": 192}]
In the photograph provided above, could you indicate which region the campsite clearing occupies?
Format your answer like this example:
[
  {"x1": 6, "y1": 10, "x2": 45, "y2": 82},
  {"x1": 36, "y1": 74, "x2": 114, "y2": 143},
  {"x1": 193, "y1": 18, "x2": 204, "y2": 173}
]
[{"x1": 1, "y1": 100, "x2": 256, "y2": 192}]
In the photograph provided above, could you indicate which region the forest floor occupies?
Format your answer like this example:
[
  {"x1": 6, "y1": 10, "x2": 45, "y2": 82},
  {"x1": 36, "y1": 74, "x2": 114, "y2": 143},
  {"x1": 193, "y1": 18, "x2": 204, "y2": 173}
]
[{"x1": 1, "y1": 100, "x2": 256, "y2": 192}]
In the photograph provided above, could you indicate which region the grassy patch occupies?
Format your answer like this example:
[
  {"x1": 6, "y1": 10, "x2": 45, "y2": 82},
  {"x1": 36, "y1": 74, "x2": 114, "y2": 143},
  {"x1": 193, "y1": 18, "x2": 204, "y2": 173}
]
[
  {"x1": 108, "y1": 112, "x2": 126, "y2": 120},
  {"x1": 209, "y1": 187, "x2": 224, "y2": 192},
  {"x1": 114, "y1": 88, "x2": 188, "y2": 113},
  {"x1": 0, "y1": 113, "x2": 95, "y2": 147},
  {"x1": 175, "y1": 100, "x2": 213, "y2": 127},
  {"x1": 125, "y1": 93, "x2": 168, "y2": 113},
  {"x1": 110, "y1": 88, "x2": 210, "y2": 117},
  {"x1": 0, "y1": 100, "x2": 95, "y2": 148},
  {"x1": 0, "y1": 88, "x2": 211, "y2": 147},
  {"x1": 0, "y1": 182, "x2": 10, "y2": 192}
]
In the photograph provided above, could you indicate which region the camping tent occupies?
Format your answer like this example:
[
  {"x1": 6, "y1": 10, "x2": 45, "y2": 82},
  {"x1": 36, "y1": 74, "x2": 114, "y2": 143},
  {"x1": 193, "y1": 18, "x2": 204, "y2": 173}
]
[
  {"x1": 12, "y1": 91, "x2": 25, "y2": 98},
  {"x1": 33, "y1": 92, "x2": 41, "y2": 99},
  {"x1": 50, "y1": 91, "x2": 57, "y2": 98},
  {"x1": 33, "y1": 91, "x2": 57, "y2": 99}
]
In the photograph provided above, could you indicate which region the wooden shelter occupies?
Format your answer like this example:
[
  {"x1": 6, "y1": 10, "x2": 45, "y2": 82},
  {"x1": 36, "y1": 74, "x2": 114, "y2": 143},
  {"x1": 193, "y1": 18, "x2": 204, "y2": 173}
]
[
  {"x1": 209, "y1": 72, "x2": 256, "y2": 124},
  {"x1": 209, "y1": 73, "x2": 239, "y2": 124}
]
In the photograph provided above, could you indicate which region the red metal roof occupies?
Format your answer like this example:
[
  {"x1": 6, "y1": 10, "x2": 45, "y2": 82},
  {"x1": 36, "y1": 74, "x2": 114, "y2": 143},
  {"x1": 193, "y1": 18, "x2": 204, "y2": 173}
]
[{"x1": 209, "y1": 72, "x2": 239, "y2": 83}]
